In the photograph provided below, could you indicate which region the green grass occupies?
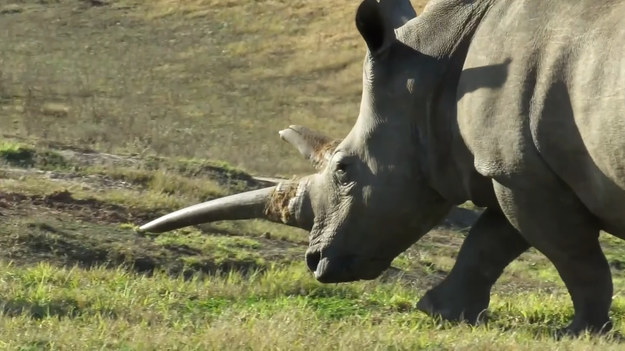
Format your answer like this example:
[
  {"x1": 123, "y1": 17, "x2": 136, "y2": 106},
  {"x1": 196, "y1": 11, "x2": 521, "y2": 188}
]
[
  {"x1": 155, "y1": 228, "x2": 266, "y2": 266},
  {"x1": 0, "y1": 141, "x2": 35, "y2": 167},
  {"x1": 0, "y1": 262, "x2": 623, "y2": 350},
  {"x1": 0, "y1": 141, "x2": 71, "y2": 170}
]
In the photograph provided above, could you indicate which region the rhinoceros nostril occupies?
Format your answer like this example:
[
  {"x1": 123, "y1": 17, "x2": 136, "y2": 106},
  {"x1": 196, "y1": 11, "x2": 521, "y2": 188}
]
[{"x1": 306, "y1": 251, "x2": 321, "y2": 272}]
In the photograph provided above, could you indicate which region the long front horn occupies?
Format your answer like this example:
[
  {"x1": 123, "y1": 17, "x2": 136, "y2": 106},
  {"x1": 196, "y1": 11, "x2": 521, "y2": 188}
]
[{"x1": 138, "y1": 180, "x2": 313, "y2": 233}]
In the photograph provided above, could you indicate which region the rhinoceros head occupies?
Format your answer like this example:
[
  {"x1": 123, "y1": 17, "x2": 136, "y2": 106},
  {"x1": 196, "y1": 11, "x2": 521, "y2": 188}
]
[{"x1": 139, "y1": 0, "x2": 452, "y2": 283}]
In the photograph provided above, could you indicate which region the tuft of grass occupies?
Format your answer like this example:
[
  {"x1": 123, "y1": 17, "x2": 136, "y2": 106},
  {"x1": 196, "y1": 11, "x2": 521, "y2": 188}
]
[
  {"x1": 0, "y1": 142, "x2": 35, "y2": 167},
  {"x1": 0, "y1": 141, "x2": 70, "y2": 170}
]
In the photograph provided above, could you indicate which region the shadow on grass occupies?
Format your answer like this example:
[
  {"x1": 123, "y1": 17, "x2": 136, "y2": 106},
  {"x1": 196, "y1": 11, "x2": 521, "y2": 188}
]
[{"x1": 0, "y1": 297, "x2": 117, "y2": 319}]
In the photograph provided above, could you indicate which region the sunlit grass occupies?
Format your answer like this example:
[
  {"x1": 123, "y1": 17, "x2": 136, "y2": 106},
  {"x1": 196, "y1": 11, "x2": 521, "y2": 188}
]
[{"x1": 0, "y1": 262, "x2": 623, "y2": 350}]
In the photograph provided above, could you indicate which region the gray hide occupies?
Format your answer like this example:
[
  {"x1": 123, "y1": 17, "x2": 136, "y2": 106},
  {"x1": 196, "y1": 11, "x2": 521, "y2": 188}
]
[{"x1": 140, "y1": 0, "x2": 625, "y2": 334}]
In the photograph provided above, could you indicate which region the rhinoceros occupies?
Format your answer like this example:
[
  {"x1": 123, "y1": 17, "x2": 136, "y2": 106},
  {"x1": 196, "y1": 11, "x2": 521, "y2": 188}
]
[{"x1": 139, "y1": 0, "x2": 625, "y2": 334}]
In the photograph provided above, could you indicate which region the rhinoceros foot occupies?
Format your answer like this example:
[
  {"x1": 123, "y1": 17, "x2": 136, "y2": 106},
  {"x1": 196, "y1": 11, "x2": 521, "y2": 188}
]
[
  {"x1": 416, "y1": 285, "x2": 489, "y2": 325},
  {"x1": 555, "y1": 319, "x2": 613, "y2": 338}
]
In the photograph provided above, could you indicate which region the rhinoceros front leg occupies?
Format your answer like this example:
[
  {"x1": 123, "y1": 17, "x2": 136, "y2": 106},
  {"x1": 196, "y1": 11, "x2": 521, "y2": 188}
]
[
  {"x1": 417, "y1": 208, "x2": 530, "y2": 323},
  {"x1": 493, "y1": 180, "x2": 612, "y2": 335}
]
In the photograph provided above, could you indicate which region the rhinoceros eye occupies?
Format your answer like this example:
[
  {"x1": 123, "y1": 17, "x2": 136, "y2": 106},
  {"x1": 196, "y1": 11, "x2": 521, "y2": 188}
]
[
  {"x1": 333, "y1": 160, "x2": 350, "y2": 185},
  {"x1": 336, "y1": 162, "x2": 347, "y2": 174}
]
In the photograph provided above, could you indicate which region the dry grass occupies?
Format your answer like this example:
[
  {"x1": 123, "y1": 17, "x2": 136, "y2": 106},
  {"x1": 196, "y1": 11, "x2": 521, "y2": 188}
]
[{"x1": 0, "y1": 0, "x2": 427, "y2": 176}]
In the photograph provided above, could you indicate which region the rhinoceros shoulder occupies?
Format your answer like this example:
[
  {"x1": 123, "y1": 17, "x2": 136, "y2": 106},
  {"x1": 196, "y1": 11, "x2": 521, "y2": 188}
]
[{"x1": 455, "y1": 0, "x2": 625, "y2": 232}]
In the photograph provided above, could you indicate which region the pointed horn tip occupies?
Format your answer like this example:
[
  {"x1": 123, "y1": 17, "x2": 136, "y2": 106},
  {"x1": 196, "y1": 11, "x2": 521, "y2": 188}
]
[
  {"x1": 136, "y1": 224, "x2": 155, "y2": 234},
  {"x1": 136, "y1": 220, "x2": 170, "y2": 234},
  {"x1": 278, "y1": 127, "x2": 299, "y2": 141}
]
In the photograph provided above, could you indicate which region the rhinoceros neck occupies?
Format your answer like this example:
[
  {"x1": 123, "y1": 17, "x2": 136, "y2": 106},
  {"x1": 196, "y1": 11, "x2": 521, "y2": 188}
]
[
  {"x1": 412, "y1": 0, "x2": 498, "y2": 205},
  {"x1": 399, "y1": 0, "x2": 495, "y2": 60}
]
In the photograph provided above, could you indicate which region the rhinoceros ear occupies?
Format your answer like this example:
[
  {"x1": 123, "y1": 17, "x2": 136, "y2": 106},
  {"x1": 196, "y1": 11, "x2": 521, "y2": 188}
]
[
  {"x1": 356, "y1": 0, "x2": 415, "y2": 54},
  {"x1": 379, "y1": 0, "x2": 417, "y2": 29},
  {"x1": 279, "y1": 125, "x2": 341, "y2": 170},
  {"x1": 356, "y1": 0, "x2": 390, "y2": 54}
]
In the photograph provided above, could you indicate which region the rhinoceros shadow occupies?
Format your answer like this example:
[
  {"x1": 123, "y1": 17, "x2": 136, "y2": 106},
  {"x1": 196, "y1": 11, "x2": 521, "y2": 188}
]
[{"x1": 457, "y1": 58, "x2": 512, "y2": 100}]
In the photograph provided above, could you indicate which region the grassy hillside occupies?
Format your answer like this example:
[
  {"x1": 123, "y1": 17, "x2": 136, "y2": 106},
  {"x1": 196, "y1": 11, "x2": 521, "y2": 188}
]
[
  {"x1": 0, "y1": 0, "x2": 427, "y2": 175},
  {"x1": 1, "y1": 0, "x2": 625, "y2": 349}
]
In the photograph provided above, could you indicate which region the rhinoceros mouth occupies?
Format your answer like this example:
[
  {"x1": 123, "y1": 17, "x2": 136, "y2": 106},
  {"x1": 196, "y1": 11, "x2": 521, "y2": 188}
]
[{"x1": 307, "y1": 252, "x2": 390, "y2": 283}]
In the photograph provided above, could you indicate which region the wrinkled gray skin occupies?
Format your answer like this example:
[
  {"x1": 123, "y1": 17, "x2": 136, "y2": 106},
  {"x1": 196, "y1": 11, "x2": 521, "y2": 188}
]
[{"x1": 140, "y1": 0, "x2": 625, "y2": 334}]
